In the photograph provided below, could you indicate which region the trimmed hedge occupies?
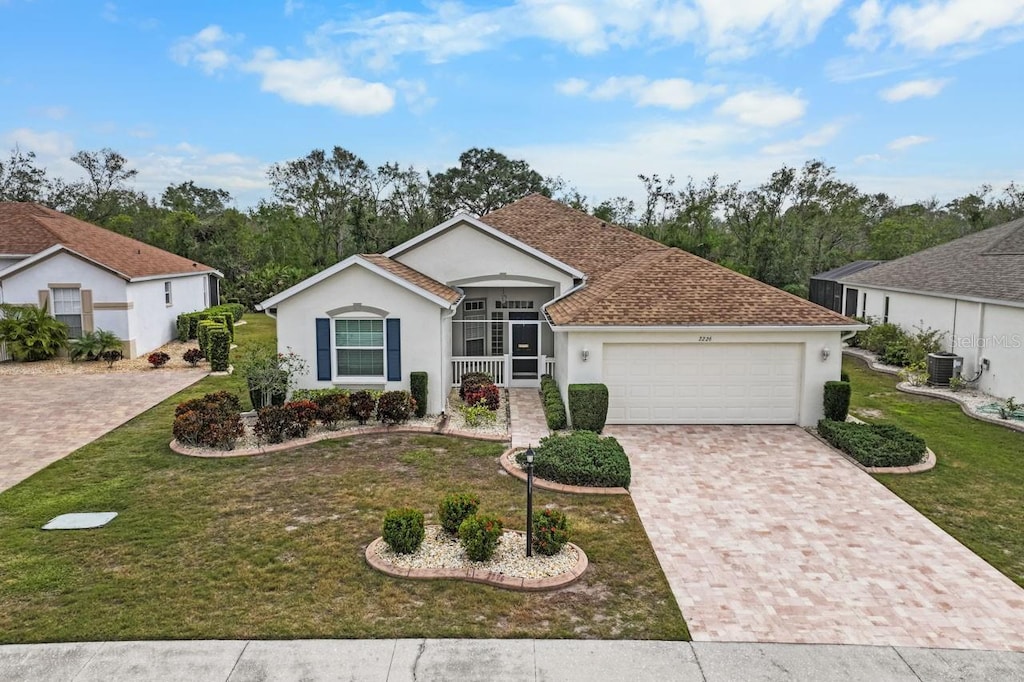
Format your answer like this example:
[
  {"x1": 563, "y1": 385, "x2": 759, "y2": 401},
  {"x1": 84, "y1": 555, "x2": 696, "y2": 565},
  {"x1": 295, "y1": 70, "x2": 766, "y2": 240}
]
[
  {"x1": 172, "y1": 391, "x2": 243, "y2": 450},
  {"x1": 458, "y1": 513, "x2": 503, "y2": 562},
  {"x1": 378, "y1": 390, "x2": 414, "y2": 425},
  {"x1": 519, "y1": 431, "x2": 631, "y2": 489},
  {"x1": 410, "y1": 371, "x2": 428, "y2": 418},
  {"x1": 348, "y1": 390, "x2": 377, "y2": 424},
  {"x1": 208, "y1": 326, "x2": 230, "y2": 372},
  {"x1": 567, "y1": 383, "x2": 609, "y2": 433},
  {"x1": 823, "y1": 380, "x2": 851, "y2": 422},
  {"x1": 176, "y1": 314, "x2": 190, "y2": 342},
  {"x1": 459, "y1": 372, "x2": 493, "y2": 400},
  {"x1": 817, "y1": 419, "x2": 926, "y2": 468},
  {"x1": 382, "y1": 508, "x2": 425, "y2": 554},
  {"x1": 540, "y1": 375, "x2": 567, "y2": 430}
]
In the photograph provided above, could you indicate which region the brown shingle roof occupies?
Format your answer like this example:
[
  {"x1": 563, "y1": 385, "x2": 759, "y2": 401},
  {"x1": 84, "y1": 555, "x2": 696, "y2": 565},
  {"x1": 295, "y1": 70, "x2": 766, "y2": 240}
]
[
  {"x1": 483, "y1": 194, "x2": 855, "y2": 327},
  {"x1": 843, "y1": 217, "x2": 1024, "y2": 304},
  {"x1": 361, "y1": 254, "x2": 461, "y2": 304},
  {"x1": 0, "y1": 202, "x2": 217, "y2": 279}
]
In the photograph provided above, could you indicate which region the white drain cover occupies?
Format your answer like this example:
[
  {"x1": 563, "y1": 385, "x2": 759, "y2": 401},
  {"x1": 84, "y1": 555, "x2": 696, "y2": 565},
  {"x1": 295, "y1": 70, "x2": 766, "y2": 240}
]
[{"x1": 42, "y1": 512, "x2": 118, "y2": 530}]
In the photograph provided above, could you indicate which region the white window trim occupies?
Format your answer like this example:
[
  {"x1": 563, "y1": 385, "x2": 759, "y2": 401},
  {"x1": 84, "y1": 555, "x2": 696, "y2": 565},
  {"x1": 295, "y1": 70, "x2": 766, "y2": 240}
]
[
  {"x1": 333, "y1": 317, "x2": 387, "y2": 383},
  {"x1": 51, "y1": 286, "x2": 83, "y2": 338},
  {"x1": 164, "y1": 281, "x2": 173, "y2": 307}
]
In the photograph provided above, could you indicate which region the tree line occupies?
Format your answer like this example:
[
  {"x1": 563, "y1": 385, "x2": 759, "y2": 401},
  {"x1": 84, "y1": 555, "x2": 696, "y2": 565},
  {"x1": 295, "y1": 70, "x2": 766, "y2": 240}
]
[{"x1": 2, "y1": 145, "x2": 1021, "y2": 306}]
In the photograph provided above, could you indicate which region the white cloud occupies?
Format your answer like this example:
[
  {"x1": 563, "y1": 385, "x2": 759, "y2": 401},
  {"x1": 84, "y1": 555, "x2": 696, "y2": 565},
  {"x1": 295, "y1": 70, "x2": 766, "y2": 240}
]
[
  {"x1": 760, "y1": 122, "x2": 843, "y2": 156},
  {"x1": 888, "y1": 0, "x2": 1024, "y2": 51},
  {"x1": 34, "y1": 105, "x2": 69, "y2": 121},
  {"x1": 243, "y1": 48, "x2": 395, "y2": 115},
  {"x1": 846, "y1": 0, "x2": 883, "y2": 49},
  {"x1": 854, "y1": 153, "x2": 884, "y2": 164},
  {"x1": 284, "y1": 0, "x2": 303, "y2": 17},
  {"x1": 556, "y1": 77, "x2": 589, "y2": 96},
  {"x1": 327, "y1": 0, "x2": 846, "y2": 68},
  {"x1": 879, "y1": 78, "x2": 951, "y2": 102},
  {"x1": 395, "y1": 78, "x2": 437, "y2": 114},
  {"x1": 716, "y1": 89, "x2": 806, "y2": 127},
  {"x1": 560, "y1": 75, "x2": 723, "y2": 110},
  {"x1": 170, "y1": 24, "x2": 240, "y2": 74},
  {"x1": 888, "y1": 134, "x2": 933, "y2": 151},
  {"x1": 1, "y1": 128, "x2": 74, "y2": 158}
]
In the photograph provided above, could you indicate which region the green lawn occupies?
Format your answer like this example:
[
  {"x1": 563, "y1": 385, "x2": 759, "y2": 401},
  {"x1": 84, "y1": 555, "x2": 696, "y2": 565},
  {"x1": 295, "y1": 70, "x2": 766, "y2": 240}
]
[
  {"x1": 845, "y1": 355, "x2": 1024, "y2": 587},
  {"x1": 0, "y1": 315, "x2": 687, "y2": 643}
]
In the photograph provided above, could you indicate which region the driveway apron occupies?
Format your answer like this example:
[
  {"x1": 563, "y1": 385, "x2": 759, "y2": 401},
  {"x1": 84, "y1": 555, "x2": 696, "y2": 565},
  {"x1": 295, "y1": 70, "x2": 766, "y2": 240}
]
[
  {"x1": 606, "y1": 424, "x2": 1024, "y2": 652},
  {"x1": 0, "y1": 372, "x2": 205, "y2": 493}
]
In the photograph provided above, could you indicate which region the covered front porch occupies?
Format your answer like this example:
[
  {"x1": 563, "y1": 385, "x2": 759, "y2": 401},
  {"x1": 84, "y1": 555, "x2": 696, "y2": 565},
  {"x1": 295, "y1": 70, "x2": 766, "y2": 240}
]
[{"x1": 450, "y1": 284, "x2": 556, "y2": 387}]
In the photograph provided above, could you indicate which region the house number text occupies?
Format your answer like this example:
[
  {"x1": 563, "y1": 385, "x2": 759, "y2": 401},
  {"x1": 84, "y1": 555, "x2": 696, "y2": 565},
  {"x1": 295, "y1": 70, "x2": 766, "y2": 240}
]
[{"x1": 698, "y1": 336, "x2": 712, "y2": 342}]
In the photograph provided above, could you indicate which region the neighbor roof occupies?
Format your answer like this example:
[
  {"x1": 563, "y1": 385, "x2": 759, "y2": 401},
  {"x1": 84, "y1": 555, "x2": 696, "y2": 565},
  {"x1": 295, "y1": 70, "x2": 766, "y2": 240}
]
[
  {"x1": 842, "y1": 217, "x2": 1024, "y2": 304},
  {"x1": 360, "y1": 254, "x2": 461, "y2": 304},
  {"x1": 811, "y1": 260, "x2": 884, "y2": 282},
  {"x1": 483, "y1": 195, "x2": 854, "y2": 327},
  {"x1": 0, "y1": 202, "x2": 218, "y2": 280}
]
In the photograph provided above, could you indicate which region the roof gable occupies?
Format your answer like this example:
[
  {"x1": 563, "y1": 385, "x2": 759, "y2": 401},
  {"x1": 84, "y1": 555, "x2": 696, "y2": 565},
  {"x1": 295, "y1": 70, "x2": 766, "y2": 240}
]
[
  {"x1": 258, "y1": 255, "x2": 461, "y2": 310},
  {"x1": 842, "y1": 218, "x2": 1024, "y2": 304},
  {"x1": 0, "y1": 202, "x2": 218, "y2": 280}
]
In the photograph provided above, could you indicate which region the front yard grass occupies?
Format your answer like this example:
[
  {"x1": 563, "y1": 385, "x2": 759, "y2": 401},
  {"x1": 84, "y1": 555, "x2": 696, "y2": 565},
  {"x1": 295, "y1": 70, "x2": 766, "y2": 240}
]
[
  {"x1": 0, "y1": 315, "x2": 687, "y2": 643},
  {"x1": 845, "y1": 356, "x2": 1024, "y2": 587}
]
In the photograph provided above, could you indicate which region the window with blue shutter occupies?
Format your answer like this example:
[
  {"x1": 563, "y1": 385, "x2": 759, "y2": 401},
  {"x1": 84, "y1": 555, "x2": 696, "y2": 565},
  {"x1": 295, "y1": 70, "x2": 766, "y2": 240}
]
[{"x1": 386, "y1": 318, "x2": 401, "y2": 381}]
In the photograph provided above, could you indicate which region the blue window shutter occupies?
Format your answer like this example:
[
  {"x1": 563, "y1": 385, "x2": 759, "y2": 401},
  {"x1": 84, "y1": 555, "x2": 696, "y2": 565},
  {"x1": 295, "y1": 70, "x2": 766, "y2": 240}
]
[
  {"x1": 316, "y1": 318, "x2": 331, "y2": 381},
  {"x1": 386, "y1": 318, "x2": 401, "y2": 381}
]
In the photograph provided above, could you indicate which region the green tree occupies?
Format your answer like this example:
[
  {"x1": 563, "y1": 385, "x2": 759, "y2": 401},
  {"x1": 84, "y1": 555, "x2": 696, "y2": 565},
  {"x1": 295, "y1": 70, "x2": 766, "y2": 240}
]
[
  {"x1": 428, "y1": 147, "x2": 549, "y2": 219},
  {"x1": 0, "y1": 147, "x2": 49, "y2": 202}
]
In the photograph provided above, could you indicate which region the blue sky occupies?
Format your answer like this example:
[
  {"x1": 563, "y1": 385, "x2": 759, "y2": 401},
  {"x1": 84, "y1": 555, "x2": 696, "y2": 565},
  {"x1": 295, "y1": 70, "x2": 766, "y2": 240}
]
[{"x1": 1, "y1": 0, "x2": 1022, "y2": 209}]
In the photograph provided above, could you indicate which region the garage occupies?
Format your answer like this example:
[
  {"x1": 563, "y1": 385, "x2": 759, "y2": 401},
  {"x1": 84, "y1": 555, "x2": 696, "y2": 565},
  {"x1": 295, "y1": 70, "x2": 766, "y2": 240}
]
[{"x1": 603, "y1": 343, "x2": 802, "y2": 424}]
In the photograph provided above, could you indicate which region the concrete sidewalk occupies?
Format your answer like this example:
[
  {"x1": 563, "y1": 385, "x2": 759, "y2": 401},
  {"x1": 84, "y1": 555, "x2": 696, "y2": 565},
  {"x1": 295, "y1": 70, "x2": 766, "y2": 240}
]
[{"x1": 2, "y1": 639, "x2": 1023, "y2": 681}]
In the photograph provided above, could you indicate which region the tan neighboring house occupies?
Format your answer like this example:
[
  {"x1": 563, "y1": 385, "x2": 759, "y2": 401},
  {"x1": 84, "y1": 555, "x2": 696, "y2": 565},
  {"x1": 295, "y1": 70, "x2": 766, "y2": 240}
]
[
  {"x1": 259, "y1": 194, "x2": 862, "y2": 426},
  {"x1": 0, "y1": 202, "x2": 221, "y2": 359}
]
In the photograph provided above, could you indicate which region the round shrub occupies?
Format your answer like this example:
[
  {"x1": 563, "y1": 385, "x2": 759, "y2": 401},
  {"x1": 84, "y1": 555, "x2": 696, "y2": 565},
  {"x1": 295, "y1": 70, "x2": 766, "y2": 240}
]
[
  {"x1": 382, "y1": 508, "x2": 425, "y2": 554},
  {"x1": 464, "y1": 383, "x2": 500, "y2": 411},
  {"x1": 183, "y1": 347, "x2": 203, "y2": 366},
  {"x1": 459, "y1": 372, "x2": 493, "y2": 400},
  {"x1": 285, "y1": 400, "x2": 319, "y2": 438},
  {"x1": 817, "y1": 419, "x2": 926, "y2": 467},
  {"x1": 438, "y1": 492, "x2": 480, "y2": 535},
  {"x1": 147, "y1": 351, "x2": 170, "y2": 368},
  {"x1": 519, "y1": 431, "x2": 631, "y2": 489},
  {"x1": 254, "y1": 404, "x2": 292, "y2": 444},
  {"x1": 314, "y1": 392, "x2": 350, "y2": 430},
  {"x1": 377, "y1": 390, "x2": 415, "y2": 425},
  {"x1": 348, "y1": 390, "x2": 377, "y2": 425},
  {"x1": 458, "y1": 513, "x2": 503, "y2": 562},
  {"x1": 172, "y1": 391, "x2": 243, "y2": 450},
  {"x1": 532, "y1": 508, "x2": 570, "y2": 556}
]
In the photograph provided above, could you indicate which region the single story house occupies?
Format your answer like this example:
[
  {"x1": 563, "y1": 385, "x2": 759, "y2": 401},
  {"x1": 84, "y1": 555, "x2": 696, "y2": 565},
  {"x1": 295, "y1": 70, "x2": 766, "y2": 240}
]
[
  {"x1": 259, "y1": 194, "x2": 862, "y2": 426},
  {"x1": 839, "y1": 216, "x2": 1024, "y2": 400},
  {"x1": 809, "y1": 260, "x2": 883, "y2": 314},
  {"x1": 0, "y1": 202, "x2": 221, "y2": 358}
]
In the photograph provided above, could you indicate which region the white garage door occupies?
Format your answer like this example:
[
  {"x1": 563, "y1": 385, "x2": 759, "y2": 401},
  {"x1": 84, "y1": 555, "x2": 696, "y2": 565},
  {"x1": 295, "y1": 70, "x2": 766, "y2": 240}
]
[{"x1": 603, "y1": 343, "x2": 802, "y2": 424}]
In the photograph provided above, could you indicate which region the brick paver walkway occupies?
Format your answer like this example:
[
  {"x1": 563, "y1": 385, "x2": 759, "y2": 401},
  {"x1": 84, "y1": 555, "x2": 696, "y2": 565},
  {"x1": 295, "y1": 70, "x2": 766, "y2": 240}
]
[
  {"x1": 0, "y1": 372, "x2": 205, "y2": 492},
  {"x1": 606, "y1": 424, "x2": 1024, "y2": 652},
  {"x1": 507, "y1": 388, "x2": 549, "y2": 449}
]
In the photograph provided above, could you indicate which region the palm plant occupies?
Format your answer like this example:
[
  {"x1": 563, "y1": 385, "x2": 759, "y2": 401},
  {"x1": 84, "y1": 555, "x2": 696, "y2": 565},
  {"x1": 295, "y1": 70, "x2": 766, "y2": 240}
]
[
  {"x1": 0, "y1": 304, "x2": 69, "y2": 362},
  {"x1": 67, "y1": 329, "x2": 122, "y2": 362}
]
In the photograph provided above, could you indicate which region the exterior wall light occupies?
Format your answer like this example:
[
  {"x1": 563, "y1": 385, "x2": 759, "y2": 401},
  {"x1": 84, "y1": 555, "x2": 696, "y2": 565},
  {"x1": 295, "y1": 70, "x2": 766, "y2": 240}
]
[
  {"x1": 581, "y1": 348, "x2": 590, "y2": 362},
  {"x1": 821, "y1": 346, "x2": 831, "y2": 361}
]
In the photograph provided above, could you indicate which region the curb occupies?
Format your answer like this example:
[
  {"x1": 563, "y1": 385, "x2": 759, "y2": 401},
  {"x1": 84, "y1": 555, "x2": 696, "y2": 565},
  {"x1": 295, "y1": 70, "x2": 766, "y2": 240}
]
[
  {"x1": 499, "y1": 449, "x2": 630, "y2": 495},
  {"x1": 806, "y1": 425, "x2": 936, "y2": 475},
  {"x1": 170, "y1": 423, "x2": 443, "y2": 458},
  {"x1": 364, "y1": 534, "x2": 588, "y2": 592}
]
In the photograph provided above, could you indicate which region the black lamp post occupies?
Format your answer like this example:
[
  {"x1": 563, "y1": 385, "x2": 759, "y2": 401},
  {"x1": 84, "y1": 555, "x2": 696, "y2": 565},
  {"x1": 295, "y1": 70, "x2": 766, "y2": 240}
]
[{"x1": 525, "y1": 445, "x2": 534, "y2": 558}]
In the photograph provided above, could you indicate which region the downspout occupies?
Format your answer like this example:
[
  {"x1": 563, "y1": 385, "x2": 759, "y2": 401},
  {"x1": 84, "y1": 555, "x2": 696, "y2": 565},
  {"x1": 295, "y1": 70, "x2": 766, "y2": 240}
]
[{"x1": 441, "y1": 291, "x2": 466, "y2": 406}]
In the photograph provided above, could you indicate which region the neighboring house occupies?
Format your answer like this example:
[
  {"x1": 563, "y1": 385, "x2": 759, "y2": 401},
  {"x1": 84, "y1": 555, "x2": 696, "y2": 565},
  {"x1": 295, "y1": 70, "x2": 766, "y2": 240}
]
[
  {"x1": 809, "y1": 260, "x2": 883, "y2": 315},
  {"x1": 0, "y1": 202, "x2": 222, "y2": 359},
  {"x1": 259, "y1": 194, "x2": 861, "y2": 426},
  {"x1": 839, "y1": 217, "x2": 1024, "y2": 399}
]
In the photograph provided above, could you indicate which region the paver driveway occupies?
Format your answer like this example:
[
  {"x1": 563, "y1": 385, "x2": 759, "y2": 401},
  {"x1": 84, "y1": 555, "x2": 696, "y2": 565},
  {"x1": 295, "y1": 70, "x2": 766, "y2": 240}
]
[
  {"x1": 605, "y1": 425, "x2": 1024, "y2": 652},
  {"x1": 0, "y1": 372, "x2": 204, "y2": 493}
]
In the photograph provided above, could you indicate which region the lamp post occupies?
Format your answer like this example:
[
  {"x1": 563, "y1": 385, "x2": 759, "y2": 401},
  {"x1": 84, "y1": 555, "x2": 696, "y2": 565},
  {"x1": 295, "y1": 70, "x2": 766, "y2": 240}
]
[{"x1": 525, "y1": 445, "x2": 534, "y2": 558}]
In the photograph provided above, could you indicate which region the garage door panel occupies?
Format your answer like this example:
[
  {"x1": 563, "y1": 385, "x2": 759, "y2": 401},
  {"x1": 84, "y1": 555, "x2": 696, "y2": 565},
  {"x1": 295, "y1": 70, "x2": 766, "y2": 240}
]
[{"x1": 603, "y1": 343, "x2": 801, "y2": 425}]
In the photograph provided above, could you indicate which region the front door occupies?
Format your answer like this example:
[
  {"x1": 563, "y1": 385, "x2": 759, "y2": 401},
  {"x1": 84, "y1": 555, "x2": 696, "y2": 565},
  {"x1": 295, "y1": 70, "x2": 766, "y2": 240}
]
[{"x1": 510, "y1": 312, "x2": 539, "y2": 379}]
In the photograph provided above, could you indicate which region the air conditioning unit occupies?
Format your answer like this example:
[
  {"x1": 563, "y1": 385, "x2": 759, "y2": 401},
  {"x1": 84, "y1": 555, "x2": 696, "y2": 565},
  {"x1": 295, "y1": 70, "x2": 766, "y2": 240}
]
[{"x1": 927, "y1": 352, "x2": 963, "y2": 387}]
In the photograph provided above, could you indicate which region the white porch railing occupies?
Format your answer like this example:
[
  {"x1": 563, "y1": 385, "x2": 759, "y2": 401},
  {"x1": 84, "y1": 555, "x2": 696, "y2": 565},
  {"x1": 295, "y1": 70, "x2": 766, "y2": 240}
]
[
  {"x1": 0, "y1": 342, "x2": 10, "y2": 363},
  {"x1": 543, "y1": 356, "x2": 555, "y2": 376},
  {"x1": 452, "y1": 356, "x2": 506, "y2": 387}
]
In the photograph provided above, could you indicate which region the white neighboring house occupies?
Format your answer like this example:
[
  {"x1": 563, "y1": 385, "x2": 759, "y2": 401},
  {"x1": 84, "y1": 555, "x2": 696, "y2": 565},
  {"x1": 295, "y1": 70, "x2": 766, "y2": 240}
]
[
  {"x1": 259, "y1": 194, "x2": 863, "y2": 427},
  {"x1": 839, "y1": 216, "x2": 1024, "y2": 400},
  {"x1": 0, "y1": 202, "x2": 222, "y2": 359}
]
